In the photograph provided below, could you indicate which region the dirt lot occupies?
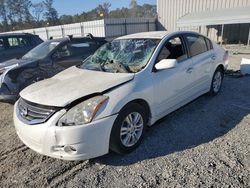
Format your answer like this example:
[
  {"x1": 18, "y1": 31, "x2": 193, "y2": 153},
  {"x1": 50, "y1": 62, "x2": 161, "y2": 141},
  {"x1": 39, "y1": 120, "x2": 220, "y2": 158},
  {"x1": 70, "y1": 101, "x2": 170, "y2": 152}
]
[{"x1": 0, "y1": 55, "x2": 250, "y2": 188}]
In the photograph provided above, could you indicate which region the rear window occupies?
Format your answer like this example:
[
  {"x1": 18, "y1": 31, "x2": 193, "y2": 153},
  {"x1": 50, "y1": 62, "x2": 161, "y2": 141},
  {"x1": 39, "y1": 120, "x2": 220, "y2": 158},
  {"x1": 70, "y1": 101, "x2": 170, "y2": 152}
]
[
  {"x1": 69, "y1": 40, "x2": 98, "y2": 55},
  {"x1": 186, "y1": 35, "x2": 208, "y2": 57},
  {"x1": 7, "y1": 36, "x2": 31, "y2": 48}
]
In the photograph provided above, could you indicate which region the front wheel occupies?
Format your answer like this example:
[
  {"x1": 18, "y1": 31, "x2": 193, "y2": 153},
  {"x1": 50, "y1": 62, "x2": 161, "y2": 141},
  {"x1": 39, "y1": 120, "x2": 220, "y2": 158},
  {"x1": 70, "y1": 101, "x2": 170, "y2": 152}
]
[
  {"x1": 110, "y1": 103, "x2": 147, "y2": 154},
  {"x1": 209, "y1": 67, "x2": 223, "y2": 95}
]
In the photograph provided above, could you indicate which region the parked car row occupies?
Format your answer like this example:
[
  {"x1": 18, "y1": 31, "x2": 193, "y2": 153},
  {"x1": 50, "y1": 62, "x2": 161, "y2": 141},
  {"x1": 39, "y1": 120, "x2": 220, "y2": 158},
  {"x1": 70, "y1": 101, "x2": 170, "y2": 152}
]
[
  {"x1": 1, "y1": 31, "x2": 228, "y2": 161},
  {"x1": 0, "y1": 34, "x2": 107, "y2": 102}
]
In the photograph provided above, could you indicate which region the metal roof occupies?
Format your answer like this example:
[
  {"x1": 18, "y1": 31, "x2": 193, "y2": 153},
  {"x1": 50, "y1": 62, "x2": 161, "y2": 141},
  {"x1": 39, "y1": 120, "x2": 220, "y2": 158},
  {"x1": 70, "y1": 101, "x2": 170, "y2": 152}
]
[{"x1": 177, "y1": 6, "x2": 250, "y2": 27}]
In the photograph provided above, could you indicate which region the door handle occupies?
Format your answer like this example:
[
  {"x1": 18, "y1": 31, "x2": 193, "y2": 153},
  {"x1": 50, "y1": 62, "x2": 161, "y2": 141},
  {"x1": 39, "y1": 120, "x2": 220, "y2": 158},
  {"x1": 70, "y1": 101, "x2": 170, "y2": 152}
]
[
  {"x1": 186, "y1": 67, "x2": 193, "y2": 74},
  {"x1": 211, "y1": 55, "x2": 216, "y2": 60}
]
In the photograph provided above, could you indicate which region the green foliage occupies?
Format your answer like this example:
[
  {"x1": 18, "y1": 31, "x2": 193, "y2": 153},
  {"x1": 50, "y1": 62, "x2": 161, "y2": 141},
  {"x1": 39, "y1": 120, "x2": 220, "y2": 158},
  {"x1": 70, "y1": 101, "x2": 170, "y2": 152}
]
[
  {"x1": 43, "y1": 0, "x2": 59, "y2": 25},
  {"x1": 0, "y1": 0, "x2": 156, "y2": 32}
]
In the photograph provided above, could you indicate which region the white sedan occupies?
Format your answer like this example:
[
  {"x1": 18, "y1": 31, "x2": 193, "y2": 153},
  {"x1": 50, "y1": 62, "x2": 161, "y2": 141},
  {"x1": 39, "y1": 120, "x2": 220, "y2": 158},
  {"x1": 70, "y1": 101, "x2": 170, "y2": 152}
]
[{"x1": 13, "y1": 31, "x2": 228, "y2": 160}]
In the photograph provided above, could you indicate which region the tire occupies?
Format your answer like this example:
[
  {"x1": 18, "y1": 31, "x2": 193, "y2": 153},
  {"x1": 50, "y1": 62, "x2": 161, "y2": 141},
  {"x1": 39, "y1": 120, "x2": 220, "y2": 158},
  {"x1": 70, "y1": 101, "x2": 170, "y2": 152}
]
[
  {"x1": 209, "y1": 67, "x2": 224, "y2": 95},
  {"x1": 110, "y1": 103, "x2": 147, "y2": 154}
]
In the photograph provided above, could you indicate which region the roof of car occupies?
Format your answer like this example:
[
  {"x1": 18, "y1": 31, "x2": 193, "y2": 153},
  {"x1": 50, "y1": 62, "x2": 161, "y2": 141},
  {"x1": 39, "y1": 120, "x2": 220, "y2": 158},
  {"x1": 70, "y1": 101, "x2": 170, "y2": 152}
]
[
  {"x1": 48, "y1": 36, "x2": 106, "y2": 43},
  {"x1": 117, "y1": 31, "x2": 169, "y2": 40},
  {"x1": 116, "y1": 31, "x2": 206, "y2": 40},
  {"x1": 0, "y1": 33, "x2": 36, "y2": 37}
]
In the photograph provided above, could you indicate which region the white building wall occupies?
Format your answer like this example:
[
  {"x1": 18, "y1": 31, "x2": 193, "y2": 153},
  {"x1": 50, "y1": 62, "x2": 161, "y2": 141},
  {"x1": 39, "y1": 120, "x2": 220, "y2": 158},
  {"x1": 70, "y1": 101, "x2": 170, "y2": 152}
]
[{"x1": 157, "y1": 0, "x2": 250, "y2": 43}]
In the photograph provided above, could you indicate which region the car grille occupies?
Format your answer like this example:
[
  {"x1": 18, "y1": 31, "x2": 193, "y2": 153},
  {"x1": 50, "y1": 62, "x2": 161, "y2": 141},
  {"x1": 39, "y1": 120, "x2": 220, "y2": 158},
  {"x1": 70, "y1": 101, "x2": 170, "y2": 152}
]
[{"x1": 17, "y1": 98, "x2": 58, "y2": 125}]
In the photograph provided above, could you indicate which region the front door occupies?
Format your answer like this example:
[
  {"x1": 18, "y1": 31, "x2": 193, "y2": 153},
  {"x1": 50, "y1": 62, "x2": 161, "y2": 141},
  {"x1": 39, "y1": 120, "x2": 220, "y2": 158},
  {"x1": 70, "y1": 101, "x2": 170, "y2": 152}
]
[{"x1": 152, "y1": 36, "x2": 196, "y2": 118}]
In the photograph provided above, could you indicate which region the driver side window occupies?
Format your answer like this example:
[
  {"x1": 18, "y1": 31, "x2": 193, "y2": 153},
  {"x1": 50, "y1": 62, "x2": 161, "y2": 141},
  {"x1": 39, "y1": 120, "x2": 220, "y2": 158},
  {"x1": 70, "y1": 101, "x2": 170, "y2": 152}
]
[
  {"x1": 54, "y1": 44, "x2": 72, "y2": 59},
  {"x1": 157, "y1": 36, "x2": 187, "y2": 63}
]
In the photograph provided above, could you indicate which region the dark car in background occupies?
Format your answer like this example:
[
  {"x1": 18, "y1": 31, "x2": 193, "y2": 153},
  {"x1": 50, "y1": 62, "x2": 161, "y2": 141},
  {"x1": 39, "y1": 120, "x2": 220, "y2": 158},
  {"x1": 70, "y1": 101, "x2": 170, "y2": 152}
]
[
  {"x1": 0, "y1": 35, "x2": 107, "y2": 102},
  {"x1": 0, "y1": 33, "x2": 43, "y2": 63}
]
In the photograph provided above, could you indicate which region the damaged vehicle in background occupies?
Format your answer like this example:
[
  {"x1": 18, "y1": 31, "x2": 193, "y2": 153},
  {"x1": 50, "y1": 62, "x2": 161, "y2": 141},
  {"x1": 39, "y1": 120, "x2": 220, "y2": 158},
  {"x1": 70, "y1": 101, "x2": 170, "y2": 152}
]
[
  {"x1": 0, "y1": 33, "x2": 43, "y2": 63},
  {"x1": 13, "y1": 31, "x2": 228, "y2": 161},
  {"x1": 0, "y1": 35, "x2": 107, "y2": 102}
]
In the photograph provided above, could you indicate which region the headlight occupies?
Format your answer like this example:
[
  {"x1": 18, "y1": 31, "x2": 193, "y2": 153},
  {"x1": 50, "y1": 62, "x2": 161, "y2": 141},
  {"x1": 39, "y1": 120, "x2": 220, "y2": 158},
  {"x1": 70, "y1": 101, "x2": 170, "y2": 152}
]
[
  {"x1": 0, "y1": 64, "x2": 18, "y2": 75},
  {"x1": 0, "y1": 68, "x2": 6, "y2": 75},
  {"x1": 58, "y1": 95, "x2": 109, "y2": 126}
]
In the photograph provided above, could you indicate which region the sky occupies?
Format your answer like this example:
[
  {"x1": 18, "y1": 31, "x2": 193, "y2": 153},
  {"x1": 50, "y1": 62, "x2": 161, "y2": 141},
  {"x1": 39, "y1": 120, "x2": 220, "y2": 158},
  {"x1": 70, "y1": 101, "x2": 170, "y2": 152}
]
[{"x1": 31, "y1": 0, "x2": 156, "y2": 16}]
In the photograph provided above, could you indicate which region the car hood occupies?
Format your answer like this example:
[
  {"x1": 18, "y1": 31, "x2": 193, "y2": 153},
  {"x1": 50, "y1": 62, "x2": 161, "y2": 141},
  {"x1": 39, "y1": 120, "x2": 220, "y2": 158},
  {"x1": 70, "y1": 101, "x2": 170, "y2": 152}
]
[
  {"x1": 0, "y1": 58, "x2": 36, "y2": 69},
  {"x1": 20, "y1": 66, "x2": 134, "y2": 107}
]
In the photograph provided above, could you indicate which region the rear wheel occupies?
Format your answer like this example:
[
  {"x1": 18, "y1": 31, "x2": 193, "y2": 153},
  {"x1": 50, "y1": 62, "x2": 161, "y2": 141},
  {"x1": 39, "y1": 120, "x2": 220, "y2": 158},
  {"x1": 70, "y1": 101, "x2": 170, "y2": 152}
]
[
  {"x1": 110, "y1": 103, "x2": 147, "y2": 154},
  {"x1": 210, "y1": 67, "x2": 223, "y2": 95}
]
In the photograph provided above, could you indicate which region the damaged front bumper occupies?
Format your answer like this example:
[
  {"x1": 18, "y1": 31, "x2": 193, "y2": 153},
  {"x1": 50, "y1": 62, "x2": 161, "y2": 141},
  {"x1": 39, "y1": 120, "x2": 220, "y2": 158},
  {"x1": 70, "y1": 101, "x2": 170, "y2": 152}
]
[
  {"x1": 13, "y1": 102, "x2": 117, "y2": 161},
  {"x1": 0, "y1": 83, "x2": 18, "y2": 102}
]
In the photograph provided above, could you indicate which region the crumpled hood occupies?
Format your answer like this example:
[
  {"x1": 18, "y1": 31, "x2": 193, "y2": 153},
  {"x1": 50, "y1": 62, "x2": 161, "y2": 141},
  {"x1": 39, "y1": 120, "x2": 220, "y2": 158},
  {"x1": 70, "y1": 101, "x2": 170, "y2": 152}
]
[
  {"x1": 0, "y1": 58, "x2": 35, "y2": 70},
  {"x1": 20, "y1": 66, "x2": 134, "y2": 107}
]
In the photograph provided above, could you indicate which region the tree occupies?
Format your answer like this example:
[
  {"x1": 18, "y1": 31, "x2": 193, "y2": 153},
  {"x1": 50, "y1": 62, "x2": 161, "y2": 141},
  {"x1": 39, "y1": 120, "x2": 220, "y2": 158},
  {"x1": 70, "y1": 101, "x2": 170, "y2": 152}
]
[
  {"x1": 129, "y1": 0, "x2": 138, "y2": 9},
  {"x1": 97, "y1": 2, "x2": 111, "y2": 18},
  {"x1": 5, "y1": 0, "x2": 33, "y2": 30},
  {"x1": 129, "y1": 0, "x2": 138, "y2": 17},
  {"x1": 60, "y1": 15, "x2": 73, "y2": 24},
  {"x1": 0, "y1": 0, "x2": 157, "y2": 32},
  {"x1": 0, "y1": 0, "x2": 8, "y2": 31},
  {"x1": 43, "y1": 0, "x2": 59, "y2": 25},
  {"x1": 32, "y1": 2, "x2": 44, "y2": 23}
]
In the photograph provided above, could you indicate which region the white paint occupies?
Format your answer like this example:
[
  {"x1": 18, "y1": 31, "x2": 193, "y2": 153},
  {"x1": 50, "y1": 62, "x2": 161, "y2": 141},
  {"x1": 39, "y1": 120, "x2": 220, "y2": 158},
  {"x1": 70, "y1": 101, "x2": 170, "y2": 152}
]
[
  {"x1": 117, "y1": 31, "x2": 169, "y2": 40},
  {"x1": 20, "y1": 66, "x2": 134, "y2": 107},
  {"x1": 241, "y1": 58, "x2": 250, "y2": 75},
  {"x1": 14, "y1": 31, "x2": 227, "y2": 161},
  {"x1": 155, "y1": 59, "x2": 177, "y2": 70}
]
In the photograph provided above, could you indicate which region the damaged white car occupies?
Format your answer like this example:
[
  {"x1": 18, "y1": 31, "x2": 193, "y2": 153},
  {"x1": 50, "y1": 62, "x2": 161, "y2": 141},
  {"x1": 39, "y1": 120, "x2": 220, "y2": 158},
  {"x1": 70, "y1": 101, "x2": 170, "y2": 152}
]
[{"x1": 13, "y1": 31, "x2": 228, "y2": 160}]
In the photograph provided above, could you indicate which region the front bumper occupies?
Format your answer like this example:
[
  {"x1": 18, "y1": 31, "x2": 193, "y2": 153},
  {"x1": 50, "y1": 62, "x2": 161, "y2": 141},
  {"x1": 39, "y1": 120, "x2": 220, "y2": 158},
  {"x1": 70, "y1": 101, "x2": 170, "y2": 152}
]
[
  {"x1": 0, "y1": 94, "x2": 18, "y2": 103},
  {"x1": 13, "y1": 103, "x2": 117, "y2": 161},
  {"x1": 0, "y1": 83, "x2": 18, "y2": 103}
]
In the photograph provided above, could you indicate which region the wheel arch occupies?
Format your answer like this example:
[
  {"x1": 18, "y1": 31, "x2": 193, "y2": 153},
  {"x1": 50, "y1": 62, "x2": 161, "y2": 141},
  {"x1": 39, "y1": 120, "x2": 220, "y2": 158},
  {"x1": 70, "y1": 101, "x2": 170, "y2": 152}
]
[
  {"x1": 217, "y1": 64, "x2": 225, "y2": 74},
  {"x1": 121, "y1": 98, "x2": 151, "y2": 124}
]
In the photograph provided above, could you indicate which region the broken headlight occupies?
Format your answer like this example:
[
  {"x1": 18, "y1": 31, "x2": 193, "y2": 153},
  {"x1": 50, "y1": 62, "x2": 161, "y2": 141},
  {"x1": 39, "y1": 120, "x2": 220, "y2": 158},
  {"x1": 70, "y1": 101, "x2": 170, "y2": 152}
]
[
  {"x1": 0, "y1": 68, "x2": 6, "y2": 75},
  {"x1": 58, "y1": 95, "x2": 109, "y2": 126}
]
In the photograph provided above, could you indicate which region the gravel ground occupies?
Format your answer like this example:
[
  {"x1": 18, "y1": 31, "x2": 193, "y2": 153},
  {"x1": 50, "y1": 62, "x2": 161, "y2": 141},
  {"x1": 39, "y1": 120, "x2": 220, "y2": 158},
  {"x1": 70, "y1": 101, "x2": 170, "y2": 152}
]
[{"x1": 0, "y1": 55, "x2": 250, "y2": 188}]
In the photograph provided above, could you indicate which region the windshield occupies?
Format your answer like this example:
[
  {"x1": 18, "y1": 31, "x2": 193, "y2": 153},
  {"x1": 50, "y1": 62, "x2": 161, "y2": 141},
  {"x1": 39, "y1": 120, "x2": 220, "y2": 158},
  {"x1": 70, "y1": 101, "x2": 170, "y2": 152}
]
[
  {"x1": 22, "y1": 41, "x2": 60, "y2": 60},
  {"x1": 80, "y1": 39, "x2": 159, "y2": 73}
]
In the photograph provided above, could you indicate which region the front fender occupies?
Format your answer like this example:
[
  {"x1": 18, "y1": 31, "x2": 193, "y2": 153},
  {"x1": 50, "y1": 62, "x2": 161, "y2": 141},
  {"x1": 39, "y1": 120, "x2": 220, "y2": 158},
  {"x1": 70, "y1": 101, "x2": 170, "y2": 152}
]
[
  {"x1": 3, "y1": 62, "x2": 39, "y2": 95},
  {"x1": 94, "y1": 73, "x2": 156, "y2": 124}
]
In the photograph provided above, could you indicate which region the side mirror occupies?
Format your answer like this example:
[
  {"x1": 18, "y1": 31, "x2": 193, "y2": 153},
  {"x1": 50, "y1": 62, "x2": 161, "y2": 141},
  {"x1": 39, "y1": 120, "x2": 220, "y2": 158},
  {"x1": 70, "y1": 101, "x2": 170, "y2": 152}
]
[
  {"x1": 52, "y1": 52, "x2": 60, "y2": 60},
  {"x1": 155, "y1": 59, "x2": 177, "y2": 71}
]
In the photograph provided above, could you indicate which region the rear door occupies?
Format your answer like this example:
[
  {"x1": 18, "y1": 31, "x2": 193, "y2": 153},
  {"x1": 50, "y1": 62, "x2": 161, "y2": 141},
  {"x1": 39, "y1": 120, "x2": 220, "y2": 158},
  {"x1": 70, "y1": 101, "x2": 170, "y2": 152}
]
[
  {"x1": 4, "y1": 36, "x2": 33, "y2": 60},
  {"x1": 184, "y1": 34, "x2": 215, "y2": 93}
]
